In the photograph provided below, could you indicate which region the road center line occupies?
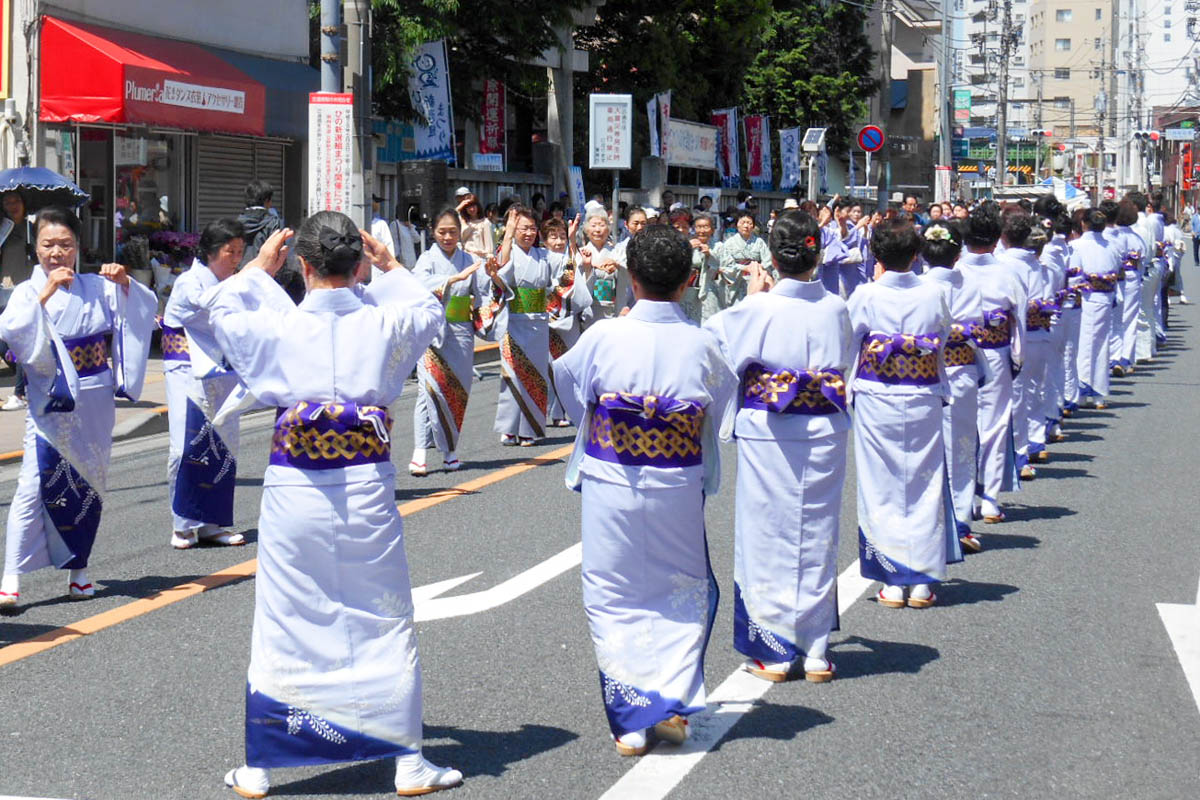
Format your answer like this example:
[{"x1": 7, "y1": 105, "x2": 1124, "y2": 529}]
[
  {"x1": 597, "y1": 561, "x2": 875, "y2": 800},
  {"x1": 0, "y1": 444, "x2": 575, "y2": 669}
]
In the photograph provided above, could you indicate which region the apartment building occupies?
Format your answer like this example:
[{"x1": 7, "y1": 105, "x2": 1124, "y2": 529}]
[{"x1": 1027, "y1": 1, "x2": 1109, "y2": 137}]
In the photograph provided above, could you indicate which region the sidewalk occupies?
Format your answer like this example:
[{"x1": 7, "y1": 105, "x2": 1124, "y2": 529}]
[
  {"x1": 0, "y1": 357, "x2": 170, "y2": 463},
  {"x1": 0, "y1": 341, "x2": 503, "y2": 462}
]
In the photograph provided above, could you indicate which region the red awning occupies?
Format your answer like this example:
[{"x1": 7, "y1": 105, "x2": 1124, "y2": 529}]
[{"x1": 39, "y1": 16, "x2": 266, "y2": 136}]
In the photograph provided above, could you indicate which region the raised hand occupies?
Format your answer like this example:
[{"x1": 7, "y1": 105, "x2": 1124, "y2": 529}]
[
  {"x1": 99, "y1": 262, "x2": 130, "y2": 288},
  {"x1": 247, "y1": 228, "x2": 293, "y2": 276},
  {"x1": 38, "y1": 266, "x2": 75, "y2": 305},
  {"x1": 359, "y1": 228, "x2": 399, "y2": 272}
]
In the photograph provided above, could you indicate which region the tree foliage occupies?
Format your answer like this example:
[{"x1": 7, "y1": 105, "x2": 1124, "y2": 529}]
[{"x1": 742, "y1": 1, "x2": 878, "y2": 154}]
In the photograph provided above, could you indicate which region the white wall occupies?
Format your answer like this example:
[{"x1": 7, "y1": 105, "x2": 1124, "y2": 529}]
[{"x1": 44, "y1": 0, "x2": 310, "y2": 59}]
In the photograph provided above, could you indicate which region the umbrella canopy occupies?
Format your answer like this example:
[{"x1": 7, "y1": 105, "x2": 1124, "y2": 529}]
[{"x1": 0, "y1": 167, "x2": 90, "y2": 211}]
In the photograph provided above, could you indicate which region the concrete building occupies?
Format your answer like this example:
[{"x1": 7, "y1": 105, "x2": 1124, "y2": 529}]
[
  {"x1": 957, "y1": 0, "x2": 1032, "y2": 131},
  {"x1": 1027, "y1": 1, "x2": 1108, "y2": 138},
  {"x1": 3, "y1": 1, "x2": 316, "y2": 262}
]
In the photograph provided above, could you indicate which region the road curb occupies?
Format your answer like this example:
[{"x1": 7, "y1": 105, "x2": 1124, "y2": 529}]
[{"x1": 113, "y1": 405, "x2": 170, "y2": 442}]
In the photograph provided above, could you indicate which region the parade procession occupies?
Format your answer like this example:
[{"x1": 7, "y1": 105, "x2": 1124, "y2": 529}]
[{"x1": 2, "y1": 1, "x2": 1200, "y2": 799}]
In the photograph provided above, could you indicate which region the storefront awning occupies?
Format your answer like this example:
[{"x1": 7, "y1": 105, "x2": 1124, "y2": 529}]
[
  {"x1": 207, "y1": 48, "x2": 318, "y2": 139},
  {"x1": 39, "y1": 16, "x2": 266, "y2": 136}
]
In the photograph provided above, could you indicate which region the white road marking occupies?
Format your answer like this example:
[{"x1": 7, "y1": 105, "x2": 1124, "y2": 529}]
[
  {"x1": 414, "y1": 542, "x2": 582, "y2": 622},
  {"x1": 411, "y1": 572, "x2": 483, "y2": 604},
  {"x1": 598, "y1": 560, "x2": 874, "y2": 800},
  {"x1": 1156, "y1": 573, "x2": 1200, "y2": 715}
]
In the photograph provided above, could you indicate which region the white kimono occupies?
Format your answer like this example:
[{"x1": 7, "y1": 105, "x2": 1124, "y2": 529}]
[
  {"x1": 998, "y1": 248, "x2": 1055, "y2": 464},
  {"x1": 1106, "y1": 226, "x2": 1144, "y2": 370},
  {"x1": 1043, "y1": 234, "x2": 1076, "y2": 415},
  {"x1": 411, "y1": 246, "x2": 493, "y2": 455},
  {"x1": 705, "y1": 278, "x2": 853, "y2": 663},
  {"x1": 719, "y1": 234, "x2": 771, "y2": 305},
  {"x1": 847, "y1": 270, "x2": 959, "y2": 586},
  {"x1": 496, "y1": 244, "x2": 555, "y2": 439},
  {"x1": 921, "y1": 264, "x2": 984, "y2": 537},
  {"x1": 1070, "y1": 232, "x2": 1120, "y2": 401},
  {"x1": 957, "y1": 251, "x2": 1025, "y2": 507},
  {"x1": 1134, "y1": 213, "x2": 1163, "y2": 360},
  {"x1": 552, "y1": 300, "x2": 737, "y2": 739},
  {"x1": 547, "y1": 249, "x2": 592, "y2": 422},
  {"x1": 579, "y1": 241, "x2": 632, "y2": 322},
  {"x1": 204, "y1": 267, "x2": 442, "y2": 769},
  {"x1": 0, "y1": 269, "x2": 155, "y2": 575},
  {"x1": 162, "y1": 261, "x2": 241, "y2": 534}
]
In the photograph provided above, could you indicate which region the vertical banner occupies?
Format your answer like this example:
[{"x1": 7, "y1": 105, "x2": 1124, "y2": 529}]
[
  {"x1": 407, "y1": 40, "x2": 455, "y2": 162},
  {"x1": 934, "y1": 165, "x2": 952, "y2": 203},
  {"x1": 817, "y1": 146, "x2": 828, "y2": 196},
  {"x1": 778, "y1": 127, "x2": 801, "y2": 191},
  {"x1": 647, "y1": 96, "x2": 660, "y2": 157},
  {"x1": 745, "y1": 115, "x2": 772, "y2": 192},
  {"x1": 308, "y1": 92, "x2": 355, "y2": 214},
  {"x1": 657, "y1": 91, "x2": 672, "y2": 163},
  {"x1": 479, "y1": 79, "x2": 505, "y2": 166},
  {"x1": 711, "y1": 107, "x2": 740, "y2": 188},
  {"x1": 569, "y1": 166, "x2": 587, "y2": 214},
  {"x1": 848, "y1": 150, "x2": 856, "y2": 193}
]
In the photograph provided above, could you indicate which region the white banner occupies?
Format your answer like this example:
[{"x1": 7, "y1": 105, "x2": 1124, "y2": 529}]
[
  {"x1": 308, "y1": 92, "x2": 354, "y2": 214},
  {"x1": 589, "y1": 94, "x2": 634, "y2": 170},
  {"x1": 569, "y1": 166, "x2": 587, "y2": 214},
  {"x1": 711, "y1": 108, "x2": 740, "y2": 188},
  {"x1": 666, "y1": 119, "x2": 718, "y2": 171},
  {"x1": 647, "y1": 97, "x2": 660, "y2": 157},
  {"x1": 657, "y1": 91, "x2": 672, "y2": 163},
  {"x1": 407, "y1": 41, "x2": 455, "y2": 162},
  {"x1": 779, "y1": 127, "x2": 801, "y2": 191}
]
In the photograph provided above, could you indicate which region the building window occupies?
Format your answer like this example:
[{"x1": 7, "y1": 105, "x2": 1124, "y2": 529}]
[
  {"x1": 1013, "y1": 77, "x2": 1025, "y2": 88},
  {"x1": 1055, "y1": 99, "x2": 1070, "y2": 109},
  {"x1": 1056, "y1": 9, "x2": 1072, "y2": 22},
  {"x1": 1165, "y1": 20, "x2": 1172, "y2": 27},
  {"x1": 1095, "y1": 37, "x2": 1102, "y2": 49},
  {"x1": 1095, "y1": 9, "x2": 1102, "y2": 20},
  {"x1": 1014, "y1": 56, "x2": 1025, "y2": 65},
  {"x1": 1165, "y1": 5, "x2": 1172, "y2": 14},
  {"x1": 1055, "y1": 68, "x2": 1070, "y2": 79},
  {"x1": 1056, "y1": 38, "x2": 1071, "y2": 51},
  {"x1": 1166, "y1": 33, "x2": 1173, "y2": 41}
]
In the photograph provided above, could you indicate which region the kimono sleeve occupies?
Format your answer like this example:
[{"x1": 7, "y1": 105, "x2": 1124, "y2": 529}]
[
  {"x1": 1008, "y1": 275, "x2": 1027, "y2": 369},
  {"x1": 0, "y1": 284, "x2": 80, "y2": 412},
  {"x1": 700, "y1": 335, "x2": 739, "y2": 493},
  {"x1": 366, "y1": 266, "x2": 445, "y2": 392},
  {"x1": 105, "y1": 276, "x2": 158, "y2": 401},
  {"x1": 203, "y1": 268, "x2": 295, "y2": 400}
]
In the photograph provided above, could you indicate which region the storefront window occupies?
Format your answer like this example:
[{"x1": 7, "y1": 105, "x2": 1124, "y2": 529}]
[{"x1": 114, "y1": 132, "x2": 183, "y2": 272}]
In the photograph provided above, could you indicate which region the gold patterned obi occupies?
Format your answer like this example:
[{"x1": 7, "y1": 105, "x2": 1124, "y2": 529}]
[
  {"x1": 586, "y1": 392, "x2": 704, "y2": 468},
  {"x1": 944, "y1": 323, "x2": 980, "y2": 367},
  {"x1": 445, "y1": 294, "x2": 473, "y2": 323},
  {"x1": 160, "y1": 324, "x2": 190, "y2": 362},
  {"x1": 270, "y1": 401, "x2": 392, "y2": 470},
  {"x1": 63, "y1": 332, "x2": 110, "y2": 378},
  {"x1": 975, "y1": 309, "x2": 1013, "y2": 349},
  {"x1": 509, "y1": 287, "x2": 547, "y2": 314},
  {"x1": 856, "y1": 332, "x2": 941, "y2": 386},
  {"x1": 1086, "y1": 273, "x2": 1117, "y2": 293},
  {"x1": 741, "y1": 363, "x2": 846, "y2": 414}
]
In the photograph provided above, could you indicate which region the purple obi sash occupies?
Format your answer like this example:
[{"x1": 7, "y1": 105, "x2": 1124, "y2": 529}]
[
  {"x1": 63, "y1": 332, "x2": 110, "y2": 378},
  {"x1": 856, "y1": 332, "x2": 941, "y2": 386},
  {"x1": 1123, "y1": 250, "x2": 1142, "y2": 276},
  {"x1": 975, "y1": 309, "x2": 1012, "y2": 349},
  {"x1": 1026, "y1": 299, "x2": 1059, "y2": 331},
  {"x1": 586, "y1": 392, "x2": 704, "y2": 468},
  {"x1": 269, "y1": 401, "x2": 392, "y2": 470},
  {"x1": 160, "y1": 323, "x2": 190, "y2": 362},
  {"x1": 741, "y1": 362, "x2": 846, "y2": 415},
  {"x1": 945, "y1": 323, "x2": 980, "y2": 367},
  {"x1": 1055, "y1": 287, "x2": 1082, "y2": 308},
  {"x1": 1066, "y1": 265, "x2": 1083, "y2": 278},
  {"x1": 1085, "y1": 272, "x2": 1118, "y2": 293}
]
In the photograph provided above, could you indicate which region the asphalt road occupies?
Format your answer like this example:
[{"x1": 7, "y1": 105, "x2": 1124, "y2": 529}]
[{"x1": 1, "y1": 306, "x2": 1199, "y2": 800}]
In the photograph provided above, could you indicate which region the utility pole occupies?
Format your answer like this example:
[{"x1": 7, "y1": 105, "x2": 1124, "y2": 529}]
[
  {"x1": 1111, "y1": 0, "x2": 1123, "y2": 188},
  {"x1": 877, "y1": 0, "x2": 894, "y2": 210},
  {"x1": 320, "y1": 0, "x2": 340, "y2": 93},
  {"x1": 1034, "y1": 74, "x2": 1044, "y2": 180},
  {"x1": 1097, "y1": 45, "x2": 1107, "y2": 197},
  {"x1": 343, "y1": 0, "x2": 370, "y2": 227},
  {"x1": 995, "y1": 0, "x2": 1014, "y2": 189},
  {"x1": 938, "y1": 0, "x2": 952, "y2": 170}
]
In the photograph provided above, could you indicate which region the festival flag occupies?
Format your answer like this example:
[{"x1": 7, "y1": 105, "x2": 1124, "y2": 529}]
[
  {"x1": 779, "y1": 127, "x2": 801, "y2": 191},
  {"x1": 710, "y1": 107, "x2": 740, "y2": 188},
  {"x1": 745, "y1": 115, "x2": 772, "y2": 192}
]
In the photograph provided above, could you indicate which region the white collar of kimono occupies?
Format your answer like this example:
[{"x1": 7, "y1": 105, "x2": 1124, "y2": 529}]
[
  {"x1": 28, "y1": 264, "x2": 84, "y2": 296},
  {"x1": 1083, "y1": 230, "x2": 1107, "y2": 243},
  {"x1": 1002, "y1": 248, "x2": 1040, "y2": 268},
  {"x1": 874, "y1": 269, "x2": 922, "y2": 288},
  {"x1": 924, "y1": 265, "x2": 960, "y2": 284},
  {"x1": 627, "y1": 299, "x2": 691, "y2": 324},
  {"x1": 299, "y1": 286, "x2": 362, "y2": 313},
  {"x1": 959, "y1": 250, "x2": 997, "y2": 267},
  {"x1": 770, "y1": 276, "x2": 827, "y2": 299}
]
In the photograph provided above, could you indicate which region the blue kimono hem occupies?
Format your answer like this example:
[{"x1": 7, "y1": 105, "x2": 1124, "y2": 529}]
[
  {"x1": 858, "y1": 527, "x2": 945, "y2": 586},
  {"x1": 245, "y1": 686, "x2": 416, "y2": 768},
  {"x1": 37, "y1": 436, "x2": 101, "y2": 569},
  {"x1": 733, "y1": 582, "x2": 800, "y2": 663},
  {"x1": 173, "y1": 398, "x2": 236, "y2": 527},
  {"x1": 598, "y1": 671, "x2": 703, "y2": 738}
]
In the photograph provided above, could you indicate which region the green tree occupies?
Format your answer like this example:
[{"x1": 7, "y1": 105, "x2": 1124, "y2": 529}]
[{"x1": 742, "y1": 2, "x2": 878, "y2": 155}]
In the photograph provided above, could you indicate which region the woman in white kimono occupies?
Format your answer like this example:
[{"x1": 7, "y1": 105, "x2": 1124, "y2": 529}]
[
  {"x1": 704, "y1": 211, "x2": 852, "y2": 683},
  {"x1": 919, "y1": 221, "x2": 985, "y2": 553},
  {"x1": 1056, "y1": 213, "x2": 1086, "y2": 417},
  {"x1": 849, "y1": 218, "x2": 957, "y2": 609},
  {"x1": 719, "y1": 211, "x2": 771, "y2": 305},
  {"x1": 545, "y1": 215, "x2": 592, "y2": 426},
  {"x1": 692, "y1": 213, "x2": 728, "y2": 322},
  {"x1": 409, "y1": 208, "x2": 506, "y2": 476},
  {"x1": 210, "y1": 216, "x2": 460, "y2": 798},
  {"x1": 495, "y1": 207, "x2": 556, "y2": 446},
  {"x1": 1105, "y1": 200, "x2": 1145, "y2": 376},
  {"x1": 1071, "y1": 209, "x2": 1121, "y2": 408},
  {"x1": 0, "y1": 207, "x2": 155, "y2": 608},
  {"x1": 162, "y1": 218, "x2": 248, "y2": 549},
  {"x1": 956, "y1": 205, "x2": 1025, "y2": 525},
  {"x1": 552, "y1": 226, "x2": 737, "y2": 756},
  {"x1": 578, "y1": 210, "x2": 631, "y2": 321}
]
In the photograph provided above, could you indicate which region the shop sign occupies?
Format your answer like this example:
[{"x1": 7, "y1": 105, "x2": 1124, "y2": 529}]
[
  {"x1": 308, "y1": 93, "x2": 355, "y2": 214},
  {"x1": 479, "y1": 79, "x2": 505, "y2": 160}
]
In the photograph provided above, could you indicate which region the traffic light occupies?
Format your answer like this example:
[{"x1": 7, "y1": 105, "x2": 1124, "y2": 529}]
[
  {"x1": 1133, "y1": 130, "x2": 1160, "y2": 142},
  {"x1": 1030, "y1": 128, "x2": 1054, "y2": 138}
]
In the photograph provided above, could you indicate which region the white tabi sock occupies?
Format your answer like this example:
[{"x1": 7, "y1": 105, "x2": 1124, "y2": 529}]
[
  {"x1": 1, "y1": 573, "x2": 17, "y2": 594},
  {"x1": 410, "y1": 447, "x2": 427, "y2": 466},
  {"x1": 910, "y1": 583, "x2": 933, "y2": 601},
  {"x1": 68, "y1": 568, "x2": 89, "y2": 586},
  {"x1": 980, "y1": 498, "x2": 1002, "y2": 518},
  {"x1": 444, "y1": 449, "x2": 458, "y2": 463},
  {"x1": 395, "y1": 752, "x2": 463, "y2": 791},
  {"x1": 880, "y1": 584, "x2": 905, "y2": 603},
  {"x1": 226, "y1": 765, "x2": 269, "y2": 793},
  {"x1": 613, "y1": 729, "x2": 647, "y2": 749}
]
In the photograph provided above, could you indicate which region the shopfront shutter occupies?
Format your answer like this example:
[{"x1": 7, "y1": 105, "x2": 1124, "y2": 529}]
[
  {"x1": 196, "y1": 136, "x2": 255, "y2": 225},
  {"x1": 253, "y1": 142, "x2": 285, "y2": 202}
]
